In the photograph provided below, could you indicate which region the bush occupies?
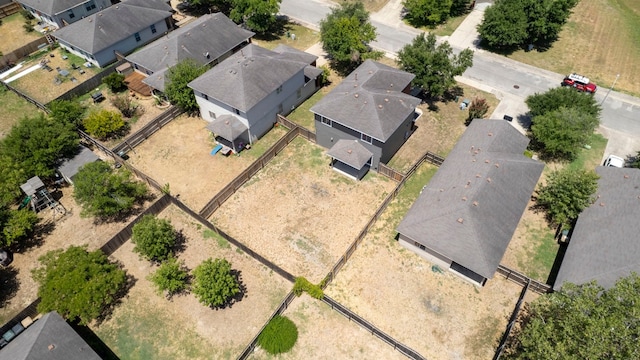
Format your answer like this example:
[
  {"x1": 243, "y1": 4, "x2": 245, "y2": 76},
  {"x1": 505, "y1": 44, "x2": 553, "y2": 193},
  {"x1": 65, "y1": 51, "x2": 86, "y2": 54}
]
[
  {"x1": 292, "y1": 277, "x2": 324, "y2": 299},
  {"x1": 102, "y1": 73, "x2": 127, "y2": 92},
  {"x1": 111, "y1": 95, "x2": 138, "y2": 118},
  {"x1": 20, "y1": 9, "x2": 35, "y2": 21},
  {"x1": 83, "y1": 110, "x2": 127, "y2": 140},
  {"x1": 466, "y1": 97, "x2": 489, "y2": 126},
  {"x1": 131, "y1": 215, "x2": 177, "y2": 262},
  {"x1": 149, "y1": 257, "x2": 189, "y2": 298},
  {"x1": 192, "y1": 258, "x2": 241, "y2": 308},
  {"x1": 257, "y1": 315, "x2": 298, "y2": 355},
  {"x1": 23, "y1": 21, "x2": 34, "y2": 33},
  {"x1": 48, "y1": 100, "x2": 85, "y2": 128}
]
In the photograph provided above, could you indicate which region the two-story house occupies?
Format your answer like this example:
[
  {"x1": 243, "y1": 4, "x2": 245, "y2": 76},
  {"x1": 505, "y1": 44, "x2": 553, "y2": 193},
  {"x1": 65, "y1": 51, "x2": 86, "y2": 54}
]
[{"x1": 17, "y1": 0, "x2": 112, "y2": 29}]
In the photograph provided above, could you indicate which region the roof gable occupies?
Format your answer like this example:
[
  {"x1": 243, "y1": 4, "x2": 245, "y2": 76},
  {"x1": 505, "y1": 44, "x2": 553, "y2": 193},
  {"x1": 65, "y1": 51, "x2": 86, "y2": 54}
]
[
  {"x1": 18, "y1": 0, "x2": 89, "y2": 15},
  {"x1": 310, "y1": 60, "x2": 420, "y2": 141},
  {"x1": 129, "y1": 13, "x2": 254, "y2": 81},
  {"x1": 188, "y1": 44, "x2": 310, "y2": 112},
  {"x1": 52, "y1": 0, "x2": 172, "y2": 53},
  {"x1": 397, "y1": 120, "x2": 544, "y2": 279},
  {"x1": 554, "y1": 167, "x2": 640, "y2": 290}
]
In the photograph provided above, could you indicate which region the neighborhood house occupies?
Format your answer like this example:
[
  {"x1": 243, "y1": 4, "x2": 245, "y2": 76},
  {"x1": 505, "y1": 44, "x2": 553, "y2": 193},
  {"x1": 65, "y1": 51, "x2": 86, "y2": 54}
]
[
  {"x1": 188, "y1": 43, "x2": 322, "y2": 148},
  {"x1": 17, "y1": 0, "x2": 112, "y2": 29},
  {"x1": 52, "y1": 0, "x2": 174, "y2": 68},
  {"x1": 396, "y1": 119, "x2": 544, "y2": 286},
  {"x1": 311, "y1": 60, "x2": 421, "y2": 178}
]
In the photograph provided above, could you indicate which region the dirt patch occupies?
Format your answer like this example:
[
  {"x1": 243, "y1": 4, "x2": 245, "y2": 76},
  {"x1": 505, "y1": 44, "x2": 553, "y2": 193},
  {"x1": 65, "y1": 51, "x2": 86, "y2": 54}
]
[
  {"x1": 0, "y1": 181, "x2": 158, "y2": 325},
  {"x1": 95, "y1": 204, "x2": 291, "y2": 359},
  {"x1": 249, "y1": 295, "x2": 407, "y2": 359},
  {"x1": 210, "y1": 137, "x2": 396, "y2": 283},
  {"x1": 127, "y1": 114, "x2": 286, "y2": 211},
  {"x1": 0, "y1": 14, "x2": 43, "y2": 55}
]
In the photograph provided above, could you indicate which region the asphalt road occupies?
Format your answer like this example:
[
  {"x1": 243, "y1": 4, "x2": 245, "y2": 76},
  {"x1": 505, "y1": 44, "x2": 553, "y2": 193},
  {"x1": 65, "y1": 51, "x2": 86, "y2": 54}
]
[{"x1": 280, "y1": 0, "x2": 640, "y2": 157}]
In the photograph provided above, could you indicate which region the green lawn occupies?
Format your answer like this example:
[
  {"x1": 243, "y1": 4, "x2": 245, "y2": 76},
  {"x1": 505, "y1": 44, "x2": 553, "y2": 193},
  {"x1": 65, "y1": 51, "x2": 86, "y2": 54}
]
[
  {"x1": 424, "y1": 12, "x2": 470, "y2": 37},
  {"x1": 252, "y1": 23, "x2": 319, "y2": 52},
  {"x1": 0, "y1": 87, "x2": 42, "y2": 137},
  {"x1": 286, "y1": 90, "x2": 323, "y2": 130},
  {"x1": 566, "y1": 133, "x2": 608, "y2": 171}
]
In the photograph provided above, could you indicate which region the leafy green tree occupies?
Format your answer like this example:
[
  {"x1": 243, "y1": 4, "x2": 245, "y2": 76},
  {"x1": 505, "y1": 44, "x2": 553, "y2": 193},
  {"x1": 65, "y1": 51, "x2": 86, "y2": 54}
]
[
  {"x1": 83, "y1": 110, "x2": 127, "y2": 140},
  {"x1": 508, "y1": 274, "x2": 640, "y2": 359},
  {"x1": 149, "y1": 257, "x2": 189, "y2": 298},
  {"x1": 630, "y1": 151, "x2": 640, "y2": 169},
  {"x1": 0, "y1": 154, "x2": 27, "y2": 206},
  {"x1": 466, "y1": 98, "x2": 489, "y2": 126},
  {"x1": 450, "y1": 0, "x2": 471, "y2": 16},
  {"x1": 73, "y1": 161, "x2": 147, "y2": 220},
  {"x1": 530, "y1": 107, "x2": 599, "y2": 161},
  {"x1": 397, "y1": 33, "x2": 473, "y2": 98},
  {"x1": 319, "y1": 1, "x2": 383, "y2": 74},
  {"x1": 403, "y1": 0, "x2": 453, "y2": 26},
  {"x1": 0, "y1": 114, "x2": 78, "y2": 179},
  {"x1": 0, "y1": 208, "x2": 39, "y2": 248},
  {"x1": 48, "y1": 100, "x2": 85, "y2": 128},
  {"x1": 33, "y1": 246, "x2": 128, "y2": 325},
  {"x1": 477, "y1": 0, "x2": 528, "y2": 49},
  {"x1": 192, "y1": 258, "x2": 241, "y2": 308},
  {"x1": 102, "y1": 73, "x2": 127, "y2": 92},
  {"x1": 131, "y1": 215, "x2": 177, "y2": 262},
  {"x1": 526, "y1": 86, "x2": 601, "y2": 118},
  {"x1": 230, "y1": 0, "x2": 281, "y2": 34},
  {"x1": 535, "y1": 167, "x2": 599, "y2": 226},
  {"x1": 165, "y1": 59, "x2": 208, "y2": 113},
  {"x1": 258, "y1": 315, "x2": 298, "y2": 354},
  {"x1": 186, "y1": 0, "x2": 231, "y2": 12}
]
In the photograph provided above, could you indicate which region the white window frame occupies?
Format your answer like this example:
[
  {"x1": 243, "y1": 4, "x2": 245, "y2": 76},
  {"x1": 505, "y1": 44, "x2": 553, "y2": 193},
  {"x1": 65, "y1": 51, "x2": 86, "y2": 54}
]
[
  {"x1": 321, "y1": 117, "x2": 332, "y2": 127},
  {"x1": 361, "y1": 133, "x2": 372, "y2": 144}
]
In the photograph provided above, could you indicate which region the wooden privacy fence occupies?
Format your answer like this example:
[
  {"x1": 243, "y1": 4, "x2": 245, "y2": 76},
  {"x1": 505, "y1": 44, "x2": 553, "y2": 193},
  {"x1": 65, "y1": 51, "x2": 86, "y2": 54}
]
[
  {"x1": 0, "y1": 2, "x2": 20, "y2": 19},
  {"x1": 237, "y1": 291, "x2": 297, "y2": 359},
  {"x1": 323, "y1": 296, "x2": 426, "y2": 360},
  {"x1": 50, "y1": 59, "x2": 125, "y2": 103},
  {"x1": 0, "y1": 299, "x2": 40, "y2": 338},
  {"x1": 0, "y1": 36, "x2": 49, "y2": 68},
  {"x1": 1, "y1": 80, "x2": 50, "y2": 113},
  {"x1": 493, "y1": 280, "x2": 530, "y2": 360},
  {"x1": 496, "y1": 265, "x2": 552, "y2": 295},
  {"x1": 112, "y1": 106, "x2": 183, "y2": 154},
  {"x1": 378, "y1": 163, "x2": 405, "y2": 181}
]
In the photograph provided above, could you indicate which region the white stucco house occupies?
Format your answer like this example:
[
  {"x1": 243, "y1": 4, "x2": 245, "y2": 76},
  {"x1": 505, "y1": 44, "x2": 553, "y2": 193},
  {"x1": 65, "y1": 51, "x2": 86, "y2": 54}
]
[
  {"x1": 188, "y1": 44, "x2": 322, "y2": 147},
  {"x1": 17, "y1": 0, "x2": 112, "y2": 29},
  {"x1": 52, "y1": 0, "x2": 173, "y2": 68}
]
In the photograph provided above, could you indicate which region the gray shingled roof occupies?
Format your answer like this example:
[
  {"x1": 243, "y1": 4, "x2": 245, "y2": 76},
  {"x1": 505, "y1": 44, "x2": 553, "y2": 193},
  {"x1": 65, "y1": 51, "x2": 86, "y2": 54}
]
[
  {"x1": 206, "y1": 114, "x2": 247, "y2": 141},
  {"x1": 327, "y1": 139, "x2": 373, "y2": 170},
  {"x1": 272, "y1": 44, "x2": 318, "y2": 65},
  {"x1": 188, "y1": 44, "x2": 311, "y2": 112},
  {"x1": 310, "y1": 60, "x2": 420, "y2": 142},
  {"x1": 57, "y1": 146, "x2": 99, "y2": 182},
  {"x1": 0, "y1": 312, "x2": 101, "y2": 360},
  {"x1": 17, "y1": 0, "x2": 88, "y2": 16},
  {"x1": 129, "y1": 13, "x2": 254, "y2": 92},
  {"x1": 52, "y1": 0, "x2": 172, "y2": 54},
  {"x1": 554, "y1": 167, "x2": 640, "y2": 290},
  {"x1": 396, "y1": 119, "x2": 544, "y2": 279}
]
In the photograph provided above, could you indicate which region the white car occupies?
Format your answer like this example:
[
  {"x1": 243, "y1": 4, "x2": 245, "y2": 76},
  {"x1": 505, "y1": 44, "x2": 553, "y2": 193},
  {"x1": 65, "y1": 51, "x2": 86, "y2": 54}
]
[{"x1": 604, "y1": 155, "x2": 625, "y2": 168}]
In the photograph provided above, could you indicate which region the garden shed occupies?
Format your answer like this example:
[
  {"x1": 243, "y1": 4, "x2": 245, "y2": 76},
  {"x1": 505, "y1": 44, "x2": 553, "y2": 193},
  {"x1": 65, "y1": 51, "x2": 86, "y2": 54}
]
[{"x1": 57, "y1": 146, "x2": 100, "y2": 185}]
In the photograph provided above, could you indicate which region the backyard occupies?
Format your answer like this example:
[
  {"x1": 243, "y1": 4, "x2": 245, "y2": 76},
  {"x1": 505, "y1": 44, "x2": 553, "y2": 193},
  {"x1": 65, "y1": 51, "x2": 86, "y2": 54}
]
[
  {"x1": 210, "y1": 137, "x2": 396, "y2": 283},
  {"x1": 0, "y1": 87, "x2": 42, "y2": 137},
  {"x1": 95, "y1": 205, "x2": 291, "y2": 360},
  {"x1": 506, "y1": 0, "x2": 640, "y2": 96},
  {"x1": 324, "y1": 163, "x2": 524, "y2": 360},
  {"x1": 127, "y1": 114, "x2": 287, "y2": 211},
  {"x1": 0, "y1": 13, "x2": 42, "y2": 55}
]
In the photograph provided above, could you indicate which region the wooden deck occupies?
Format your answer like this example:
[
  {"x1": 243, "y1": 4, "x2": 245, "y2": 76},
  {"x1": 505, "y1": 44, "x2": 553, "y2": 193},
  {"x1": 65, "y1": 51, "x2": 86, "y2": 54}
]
[{"x1": 124, "y1": 71, "x2": 152, "y2": 97}]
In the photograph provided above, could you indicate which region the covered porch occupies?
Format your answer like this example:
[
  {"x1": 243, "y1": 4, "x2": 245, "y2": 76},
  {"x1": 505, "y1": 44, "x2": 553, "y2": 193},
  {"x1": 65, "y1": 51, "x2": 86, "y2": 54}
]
[
  {"x1": 206, "y1": 115, "x2": 249, "y2": 154},
  {"x1": 327, "y1": 139, "x2": 373, "y2": 180}
]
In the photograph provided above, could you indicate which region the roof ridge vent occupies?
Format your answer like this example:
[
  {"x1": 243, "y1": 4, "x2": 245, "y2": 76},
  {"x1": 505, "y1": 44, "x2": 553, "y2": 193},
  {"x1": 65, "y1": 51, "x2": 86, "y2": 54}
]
[
  {"x1": 457, "y1": 218, "x2": 464, "y2": 224},
  {"x1": 347, "y1": 149, "x2": 352, "y2": 154},
  {"x1": 354, "y1": 93, "x2": 359, "y2": 98},
  {"x1": 378, "y1": 104, "x2": 383, "y2": 109}
]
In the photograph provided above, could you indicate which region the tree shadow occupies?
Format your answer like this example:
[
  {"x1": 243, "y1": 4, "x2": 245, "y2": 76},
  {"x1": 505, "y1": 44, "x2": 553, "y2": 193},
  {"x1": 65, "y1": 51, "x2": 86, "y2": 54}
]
[
  {"x1": 69, "y1": 321, "x2": 121, "y2": 360},
  {"x1": 252, "y1": 15, "x2": 290, "y2": 41},
  {"x1": 442, "y1": 85, "x2": 464, "y2": 103},
  {"x1": 172, "y1": 229, "x2": 187, "y2": 256},
  {"x1": 10, "y1": 220, "x2": 55, "y2": 253},
  {"x1": 95, "y1": 272, "x2": 137, "y2": 326},
  {"x1": 0, "y1": 266, "x2": 20, "y2": 308},
  {"x1": 213, "y1": 269, "x2": 247, "y2": 310}
]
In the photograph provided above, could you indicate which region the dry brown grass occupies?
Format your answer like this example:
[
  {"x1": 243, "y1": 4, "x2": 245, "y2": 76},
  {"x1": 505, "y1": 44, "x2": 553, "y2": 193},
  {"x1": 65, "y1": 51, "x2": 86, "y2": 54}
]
[
  {"x1": 507, "y1": 0, "x2": 640, "y2": 96},
  {"x1": 0, "y1": 13, "x2": 43, "y2": 55}
]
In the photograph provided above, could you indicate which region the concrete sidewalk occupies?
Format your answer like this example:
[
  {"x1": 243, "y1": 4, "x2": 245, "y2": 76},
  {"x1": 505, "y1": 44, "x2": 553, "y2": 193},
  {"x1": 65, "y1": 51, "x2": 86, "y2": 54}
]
[{"x1": 447, "y1": 9, "x2": 484, "y2": 50}]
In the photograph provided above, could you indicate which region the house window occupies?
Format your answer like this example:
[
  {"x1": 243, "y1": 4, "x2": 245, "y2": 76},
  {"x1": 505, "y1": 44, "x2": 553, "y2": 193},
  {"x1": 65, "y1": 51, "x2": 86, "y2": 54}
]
[
  {"x1": 67, "y1": 9, "x2": 75, "y2": 19},
  {"x1": 134, "y1": 32, "x2": 141, "y2": 42},
  {"x1": 150, "y1": 24, "x2": 156, "y2": 34},
  {"x1": 321, "y1": 117, "x2": 331, "y2": 126},
  {"x1": 413, "y1": 241, "x2": 426, "y2": 251},
  {"x1": 297, "y1": 89, "x2": 302, "y2": 99},
  {"x1": 203, "y1": 94, "x2": 208, "y2": 100},
  {"x1": 86, "y1": 0, "x2": 96, "y2": 11},
  {"x1": 278, "y1": 103, "x2": 284, "y2": 114},
  {"x1": 276, "y1": 85, "x2": 283, "y2": 94},
  {"x1": 233, "y1": 108, "x2": 240, "y2": 115},
  {"x1": 361, "y1": 133, "x2": 372, "y2": 144},
  {"x1": 209, "y1": 111, "x2": 216, "y2": 119}
]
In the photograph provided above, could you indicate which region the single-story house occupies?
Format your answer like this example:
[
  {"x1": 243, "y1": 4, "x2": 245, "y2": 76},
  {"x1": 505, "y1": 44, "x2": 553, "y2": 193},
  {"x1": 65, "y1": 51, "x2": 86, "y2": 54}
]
[
  {"x1": 0, "y1": 312, "x2": 101, "y2": 359},
  {"x1": 396, "y1": 119, "x2": 544, "y2": 286},
  {"x1": 310, "y1": 59, "x2": 421, "y2": 178},
  {"x1": 188, "y1": 43, "x2": 322, "y2": 147},
  {"x1": 554, "y1": 167, "x2": 640, "y2": 290},
  {"x1": 52, "y1": 0, "x2": 174, "y2": 68},
  {"x1": 17, "y1": 0, "x2": 112, "y2": 29},
  {"x1": 57, "y1": 145, "x2": 100, "y2": 184},
  {"x1": 124, "y1": 12, "x2": 254, "y2": 94}
]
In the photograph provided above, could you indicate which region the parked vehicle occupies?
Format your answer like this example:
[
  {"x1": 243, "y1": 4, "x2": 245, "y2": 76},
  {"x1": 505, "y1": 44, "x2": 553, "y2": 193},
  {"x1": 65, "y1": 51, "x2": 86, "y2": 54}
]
[
  {"x1": 562, "y1": 73, "x2": 597, "y2": 93},
  {"x1": 604, "y1": 154, "x2": 625, "y2": 168}
]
